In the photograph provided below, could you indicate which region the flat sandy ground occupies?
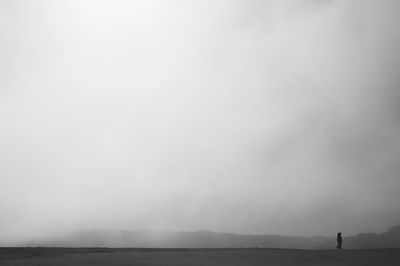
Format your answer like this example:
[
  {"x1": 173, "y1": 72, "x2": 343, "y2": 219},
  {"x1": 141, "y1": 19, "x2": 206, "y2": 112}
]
[{"x1": 1, "y1": 248, "x2": 399, "y2": 266}]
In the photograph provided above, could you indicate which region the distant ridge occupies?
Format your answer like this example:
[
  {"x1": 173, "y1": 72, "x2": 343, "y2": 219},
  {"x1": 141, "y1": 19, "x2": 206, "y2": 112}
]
[{"x1": 26, "y1": 224, "x2": 400, "y2": 249}]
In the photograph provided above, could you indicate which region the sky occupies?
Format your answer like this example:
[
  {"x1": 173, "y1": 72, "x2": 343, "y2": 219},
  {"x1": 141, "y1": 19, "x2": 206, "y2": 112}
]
[{"x1": 1, "y1": 0, "x2": 400, "y2": 244}]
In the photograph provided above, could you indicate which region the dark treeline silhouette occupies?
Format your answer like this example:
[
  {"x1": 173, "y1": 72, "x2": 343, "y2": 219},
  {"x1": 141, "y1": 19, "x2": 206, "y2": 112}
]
[
  {"x1": 343, "y1": 225, "x2": 400, "y2": 249},
  {"x1": 24, "y1": 224, "x2": 400, "y2": 249},
  {"x1": 316, "y1": 225, "x2": 400, "y2": 249}
]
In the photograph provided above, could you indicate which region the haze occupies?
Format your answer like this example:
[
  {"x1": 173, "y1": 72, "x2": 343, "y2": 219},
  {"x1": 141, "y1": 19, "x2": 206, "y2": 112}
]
[{"x1": 1, "y1": 0, "x2": 400, "y2": 245}]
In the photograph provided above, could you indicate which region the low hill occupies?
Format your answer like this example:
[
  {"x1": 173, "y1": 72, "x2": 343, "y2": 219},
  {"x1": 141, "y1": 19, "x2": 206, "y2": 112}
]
[{"x1": 26, "y1": 224, "x2": 400, "y2": 249}]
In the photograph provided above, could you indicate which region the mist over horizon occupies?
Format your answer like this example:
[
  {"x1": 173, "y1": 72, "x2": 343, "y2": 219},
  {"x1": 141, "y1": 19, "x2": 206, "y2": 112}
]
[
  {"x1": 6, "y1": 223, "x2": 400, "y2": 249},
  {"x1": 1, "y1": 0, "x2": 400, "y2": 246}
]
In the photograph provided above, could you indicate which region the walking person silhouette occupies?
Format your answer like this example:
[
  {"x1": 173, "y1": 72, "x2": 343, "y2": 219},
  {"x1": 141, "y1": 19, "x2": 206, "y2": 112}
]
[{"x1": 336, "y1": 232, "x2": 342, "y2": 250}]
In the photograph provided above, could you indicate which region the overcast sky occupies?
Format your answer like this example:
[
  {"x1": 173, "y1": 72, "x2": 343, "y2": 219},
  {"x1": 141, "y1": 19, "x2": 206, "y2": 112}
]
[{"x1": 1, "y1": 0, "x2": 400, "y2": 244}]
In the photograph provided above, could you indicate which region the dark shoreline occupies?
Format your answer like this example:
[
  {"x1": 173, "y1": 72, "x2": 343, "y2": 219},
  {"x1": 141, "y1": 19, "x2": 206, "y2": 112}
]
[{"x1": 1, "y1": 247, "x2": 400, "y2": 266}]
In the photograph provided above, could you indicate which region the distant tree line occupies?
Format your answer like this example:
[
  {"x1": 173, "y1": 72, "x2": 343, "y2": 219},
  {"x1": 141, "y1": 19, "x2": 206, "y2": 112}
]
[{"x1": 25, "y1": 224, "x2": 400, "y2": 249}]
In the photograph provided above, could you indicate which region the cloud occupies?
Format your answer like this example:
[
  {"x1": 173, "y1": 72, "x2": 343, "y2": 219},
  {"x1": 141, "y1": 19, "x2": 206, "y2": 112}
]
[{"x1": 1, "y1": 0, "x2": 400, "y2": 243}]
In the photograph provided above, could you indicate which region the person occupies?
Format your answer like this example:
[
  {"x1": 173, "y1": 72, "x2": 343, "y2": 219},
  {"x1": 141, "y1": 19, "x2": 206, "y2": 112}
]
[{"x1": 336, "y1": 232, "x2": 342, "y2": 250}]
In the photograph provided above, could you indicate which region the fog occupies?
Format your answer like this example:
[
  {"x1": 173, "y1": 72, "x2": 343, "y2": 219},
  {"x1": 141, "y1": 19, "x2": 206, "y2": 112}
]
[{"x1": 1, "y1": 0, "x2": 400, "y2": 244}]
